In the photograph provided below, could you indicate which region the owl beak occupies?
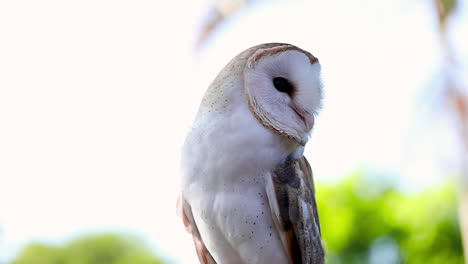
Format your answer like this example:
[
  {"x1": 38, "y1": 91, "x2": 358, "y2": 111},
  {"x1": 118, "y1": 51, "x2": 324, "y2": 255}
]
[{"x1": 291, "y1": 104, "x2": 314, "y2": 131}]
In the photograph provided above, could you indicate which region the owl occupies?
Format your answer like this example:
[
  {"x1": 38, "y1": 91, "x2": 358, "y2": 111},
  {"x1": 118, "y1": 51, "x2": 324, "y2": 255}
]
[{"x1": 178, "y1": 43, "x2": 324, "y2": 264}]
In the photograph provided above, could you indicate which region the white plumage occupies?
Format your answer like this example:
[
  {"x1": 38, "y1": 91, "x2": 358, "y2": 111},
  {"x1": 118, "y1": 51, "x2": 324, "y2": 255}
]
[{"x1": 179, "y1": 43, "x2": 324, "y2": 264}]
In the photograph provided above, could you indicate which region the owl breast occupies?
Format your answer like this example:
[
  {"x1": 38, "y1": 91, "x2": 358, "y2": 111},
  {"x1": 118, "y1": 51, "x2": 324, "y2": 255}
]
[{"x1": 181, "y1": 103, "x2": 295, "y2": 263}]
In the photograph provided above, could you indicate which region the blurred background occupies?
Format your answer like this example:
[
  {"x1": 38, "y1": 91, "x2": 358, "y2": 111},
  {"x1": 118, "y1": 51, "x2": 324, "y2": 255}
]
[{"x1": 0, "y1": 0, "x2": 467, "y2": 263}]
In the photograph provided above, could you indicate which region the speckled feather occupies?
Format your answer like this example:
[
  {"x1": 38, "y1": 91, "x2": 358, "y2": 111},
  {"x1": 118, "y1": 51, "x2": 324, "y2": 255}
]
[
  {"x1": 179, "y1": 43, "x2": 324, "y2": 264},
  {"x1": 268, "y1": 157, "x2": 324, "y2": 263}
]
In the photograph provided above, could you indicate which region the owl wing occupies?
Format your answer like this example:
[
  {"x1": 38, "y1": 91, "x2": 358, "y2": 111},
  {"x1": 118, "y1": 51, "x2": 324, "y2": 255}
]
[
  {"x1": 177, "y1": 194, "x2": 217, "y2": 264},
  {"x1": 265, "y1": 156, "x2": 325, "y2": 264}
]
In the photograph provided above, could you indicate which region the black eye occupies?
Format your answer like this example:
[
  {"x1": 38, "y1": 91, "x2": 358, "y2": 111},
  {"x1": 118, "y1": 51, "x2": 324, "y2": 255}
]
[{"x1": 273, "y1": 77, "x2": 293, "y2": 94}]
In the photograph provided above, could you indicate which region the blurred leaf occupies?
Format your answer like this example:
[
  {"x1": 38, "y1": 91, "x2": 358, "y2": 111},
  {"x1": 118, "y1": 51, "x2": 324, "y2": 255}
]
[
  {"x1": 10, "y1": 243, "x2": 63, "y2": 264},
  {"x1": 317, "y1": 173, "x2": 464, "y2": 264},
  {"x1": 11, "y1": 233, "x2": 164, "y2": 264}
]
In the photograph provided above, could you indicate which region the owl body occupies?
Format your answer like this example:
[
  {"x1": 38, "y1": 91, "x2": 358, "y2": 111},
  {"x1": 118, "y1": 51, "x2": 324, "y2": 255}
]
[
  {"x1": 180, "y1": 43, "x2": 324, "y2": 264},
  {"x1": 182, "y1": 107, "x2": 293, "y2": 263}
]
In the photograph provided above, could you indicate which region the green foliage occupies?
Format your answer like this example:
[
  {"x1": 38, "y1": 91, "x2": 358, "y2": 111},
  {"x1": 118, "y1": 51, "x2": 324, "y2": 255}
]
[
  {"x1": 11, "y1": 233, "x2": 164, "y2": 264},
  {"x1": 9, "y1": 174, "x2": 465, "y2": 264},
  {"x1": 317, "y1": 172, "x2": 464, "y2": 264}
]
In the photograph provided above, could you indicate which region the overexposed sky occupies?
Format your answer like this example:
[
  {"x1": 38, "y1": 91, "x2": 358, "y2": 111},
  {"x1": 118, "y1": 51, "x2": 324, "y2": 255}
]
[
  {"x1": 0, "y1": 0, "x2": 467, "y2": 263},
  {"x1": 0, "y1": 1, "x2": 204, "y2": 262}
]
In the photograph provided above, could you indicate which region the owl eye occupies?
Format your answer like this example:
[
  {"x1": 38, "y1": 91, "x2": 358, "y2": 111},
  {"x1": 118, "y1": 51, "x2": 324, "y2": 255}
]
[{"x1": 273, "y1": 77, "x2": 293, "y2": 94}]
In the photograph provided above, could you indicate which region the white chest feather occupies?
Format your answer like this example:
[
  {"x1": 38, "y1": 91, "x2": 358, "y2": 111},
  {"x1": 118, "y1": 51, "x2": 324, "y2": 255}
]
[
  {"x1": 180, "y1": 42, "x2": 322, "y2": 264},
  {"x1": 181, "y1": 102, "x2": 296, "y2": 263}
]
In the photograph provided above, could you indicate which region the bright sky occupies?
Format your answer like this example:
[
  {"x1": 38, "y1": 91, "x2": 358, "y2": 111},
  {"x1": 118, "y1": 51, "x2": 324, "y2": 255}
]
[{"x1": 0, "y1": 0, "x2": 467, "y2": 263}]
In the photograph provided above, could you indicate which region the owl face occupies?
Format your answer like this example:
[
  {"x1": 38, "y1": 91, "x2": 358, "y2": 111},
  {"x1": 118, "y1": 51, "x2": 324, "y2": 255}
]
[{"x1": 244, "y1": 44, "x2": 322, "y2": 145}]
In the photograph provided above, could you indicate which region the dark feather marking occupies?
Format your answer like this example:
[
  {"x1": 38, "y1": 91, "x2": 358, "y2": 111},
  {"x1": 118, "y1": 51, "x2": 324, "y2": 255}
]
[
  {"x1": 271, "y1": 156, "x2": 325, "y2": 264},
  {"x1": 274, "y1": 157, "x2": 301, "y2": 189}
]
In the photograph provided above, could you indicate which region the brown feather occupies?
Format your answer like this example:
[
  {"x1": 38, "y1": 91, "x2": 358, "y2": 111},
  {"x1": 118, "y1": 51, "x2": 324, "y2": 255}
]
[
  {"x1": 269, "y1": 156, "x2": 324, "y2": 264},
  {"x1": 178, "y1": 195, "x2": 217, "y2": 264}
]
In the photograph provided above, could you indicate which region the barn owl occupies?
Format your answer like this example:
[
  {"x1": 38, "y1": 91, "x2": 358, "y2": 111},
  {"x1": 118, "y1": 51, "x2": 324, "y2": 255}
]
[{"x1": 178, "y1": 43, "x2": 324, "y2": 264}]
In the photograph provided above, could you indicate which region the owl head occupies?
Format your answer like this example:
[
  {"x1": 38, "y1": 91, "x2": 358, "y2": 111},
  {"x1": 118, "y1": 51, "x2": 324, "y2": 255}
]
[
  {"x1": 243, "y1": 43, "x2": 322, "y2": 145},
  {"x1": 200, "y1": 43, "x2": 322, "y2": 146}
]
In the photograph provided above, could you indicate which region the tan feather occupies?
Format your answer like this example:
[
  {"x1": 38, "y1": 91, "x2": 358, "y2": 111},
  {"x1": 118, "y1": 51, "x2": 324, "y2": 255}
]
[
  {"x1": 178, "y1": 195, "x2": 217, "y2": 264},
  {"x1": 266, "y1": 156, "x2": 324, "y2": 264}
]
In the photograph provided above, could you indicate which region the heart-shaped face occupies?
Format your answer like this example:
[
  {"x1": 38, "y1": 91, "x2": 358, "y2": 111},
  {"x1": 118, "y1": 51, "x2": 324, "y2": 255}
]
[{"x1": 244, "y1": 44, "x2": 322, "y2": 145}]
